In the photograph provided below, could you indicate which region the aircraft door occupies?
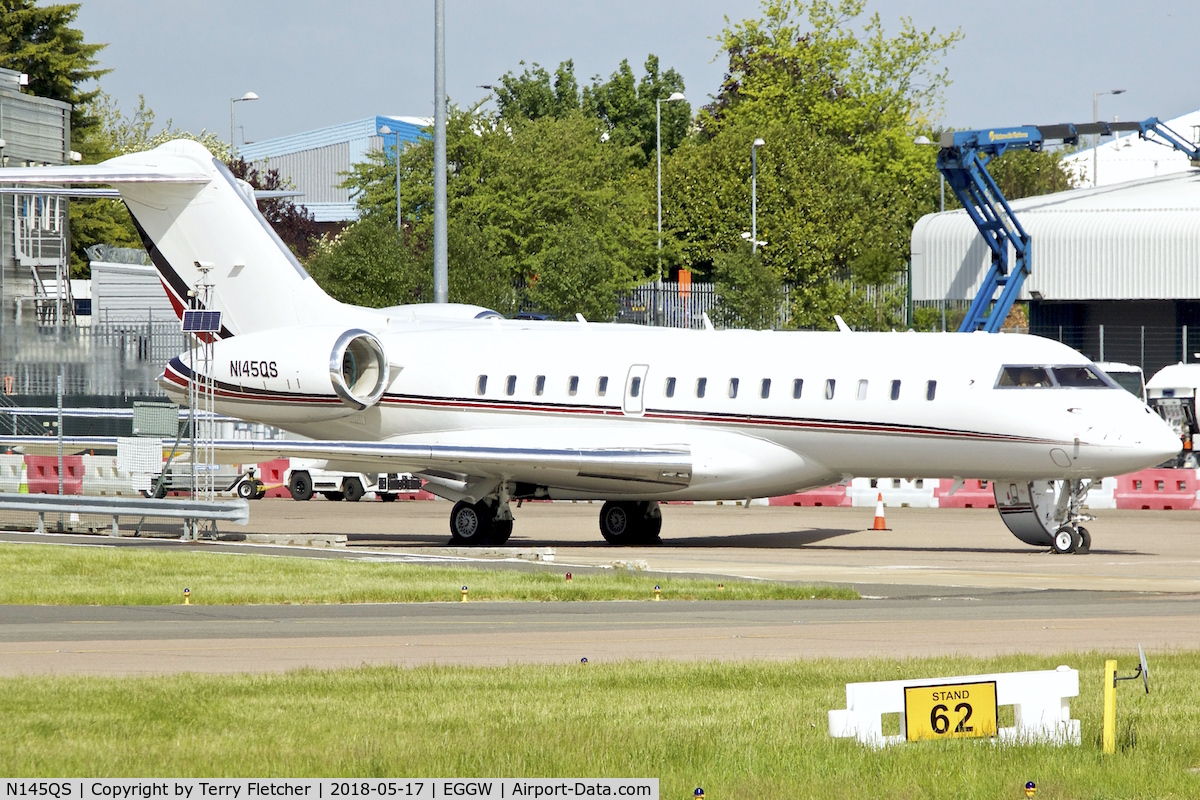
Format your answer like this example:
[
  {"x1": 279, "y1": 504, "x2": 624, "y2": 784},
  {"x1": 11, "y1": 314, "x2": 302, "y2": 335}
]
[{"x1": 623, "y1": 364, "x2": 650, "y2": 416}]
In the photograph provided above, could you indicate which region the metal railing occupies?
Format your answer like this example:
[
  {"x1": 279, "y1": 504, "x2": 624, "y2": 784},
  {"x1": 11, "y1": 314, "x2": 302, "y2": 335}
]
[{"x1": 0, "y1": 492, "x2": 249, "y2": 537}]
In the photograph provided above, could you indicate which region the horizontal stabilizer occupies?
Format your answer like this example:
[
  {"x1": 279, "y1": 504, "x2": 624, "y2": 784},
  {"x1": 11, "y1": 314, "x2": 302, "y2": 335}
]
[{"x1": 0, "y1": 161, "x2": 209, "y2": 185}]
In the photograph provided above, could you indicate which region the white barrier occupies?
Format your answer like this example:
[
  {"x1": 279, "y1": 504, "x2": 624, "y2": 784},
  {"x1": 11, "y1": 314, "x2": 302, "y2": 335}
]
[
  {"x1": 850, "y1": 477, "x2": 939, "y2": 508},
  {"x1": 81, "y1": 454, "x2": 136, "y2": 496},
  {"x1": 0, "y1": 453, "x2": 24, "y2": 493},
  {"x1": 829, "y1": 666, "x2": 1080, "y2": 747}
]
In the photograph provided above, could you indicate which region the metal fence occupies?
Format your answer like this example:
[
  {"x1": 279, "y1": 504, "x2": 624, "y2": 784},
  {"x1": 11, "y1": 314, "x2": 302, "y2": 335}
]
[
  {"x1": 0, "y1": 315, "x2": 186, "y2": 398},
  {"x1": 616, "y1": 277, "x2": 910, "y2": 330}
]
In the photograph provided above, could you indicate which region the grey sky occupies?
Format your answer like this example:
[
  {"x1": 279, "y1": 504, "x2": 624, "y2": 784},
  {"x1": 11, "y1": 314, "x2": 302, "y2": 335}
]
[{"x1": 76, "y1": 0, "x2": 1197, "y2": 146}]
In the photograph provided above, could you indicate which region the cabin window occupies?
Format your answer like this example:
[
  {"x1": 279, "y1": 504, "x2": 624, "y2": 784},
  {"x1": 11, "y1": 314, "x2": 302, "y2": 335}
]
[
  {"x1": 761, "y1": 378, "x2": 771, "y2": 399},
  {"x1": 996, "y1": 366, "x2": 1051, "y2": 388},
  {"x1": 729, "y1": 378, "x2": 740, "y2": 399},
  {"x1": 535, "y1": 375, "x2": 546, "y2": 396},
  {"x1": 568, "y1": 376, "x2": 579, "y2": 396},
  {"x1": 630, "y1": 376, "x2": 641, "y2": 398},
  {"x1": 505, "y1": 375, "x2": 517, "y2": 396},
  {"x1": 597, "y1": 376, "x2": 609, "y2": 396},
  {"x1": 476, "y1": 375, "x2": 488, "y2": 395},
  {"x1": 890, "y1": 380, "x2": 901, "y2": 400},
  {"x1": 665, "y1": 377, "x2": 676, "y2": 398},
  {"x1": 856, "y1": 380, "x2": 868, "y2": 401},
  {"x1": 825, "y1": 379, "x2": 836, "y2": 400},
  {"x1": 926, "y1": 380, "x2": 937, "y2": 401},
  {"x1": 696, "y1": 377, "x2": 707, "y2": 398},
  {"x1": 1052, "y1": 365, "x2": 1111, "y2": 388},
  {"x1": 792, "y1": 379, "x2": 803, "y2": 399}
]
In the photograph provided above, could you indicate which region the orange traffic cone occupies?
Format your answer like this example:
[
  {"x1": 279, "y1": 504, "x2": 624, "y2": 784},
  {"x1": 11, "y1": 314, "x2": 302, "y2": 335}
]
[{"x1": 872, "y1": 492, "x2": 890, "y2": 530}]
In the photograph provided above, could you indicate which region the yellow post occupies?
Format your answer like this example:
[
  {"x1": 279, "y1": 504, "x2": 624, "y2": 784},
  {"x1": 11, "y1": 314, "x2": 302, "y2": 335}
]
[
  {"x1": 1103, "y1": 659, "x2": 1117, "y2": 754},
  {"x1": 461, "y1": 585, "x2": 468, "y2": 602}
]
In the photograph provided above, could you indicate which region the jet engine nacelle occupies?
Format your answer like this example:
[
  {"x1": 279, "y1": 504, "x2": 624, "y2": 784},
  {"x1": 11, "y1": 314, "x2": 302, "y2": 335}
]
[{"x1": 182, "y1": 326, "x2": 390, "y2": 421}]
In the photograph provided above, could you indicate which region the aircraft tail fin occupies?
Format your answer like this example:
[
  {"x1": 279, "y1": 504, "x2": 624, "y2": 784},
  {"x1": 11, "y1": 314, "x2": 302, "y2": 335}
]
[{"x1": 0, "y1": 140, "x2": 373, "y2": 337}]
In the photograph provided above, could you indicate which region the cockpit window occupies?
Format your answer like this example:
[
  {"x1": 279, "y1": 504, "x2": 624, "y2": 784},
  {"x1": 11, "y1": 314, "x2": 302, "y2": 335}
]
[
  {"x1": 1052, "y1": 366, "x2": 1111, "y2": 388},
  {"x1": 997, "y1": 365, "x2": 1116, "y2": 389},
  {"x1": 996, "y1": 366, "x2": 1052, "y2": 388}
]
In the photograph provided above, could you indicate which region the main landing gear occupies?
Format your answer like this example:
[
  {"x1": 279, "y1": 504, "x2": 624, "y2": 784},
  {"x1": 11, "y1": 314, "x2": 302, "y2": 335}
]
[
  {"x1": 994, "y1": 478, "x2": 1094, "y2": 554},
  {"x1": 598, "y1": 501, "x2": 663, "y2": 546},
  {"x1": 449, "y1": 498, "x2": 513, "y2": 547},
  {"x1": 443, "y1": 490, "x2": 664, "y2": 547}
]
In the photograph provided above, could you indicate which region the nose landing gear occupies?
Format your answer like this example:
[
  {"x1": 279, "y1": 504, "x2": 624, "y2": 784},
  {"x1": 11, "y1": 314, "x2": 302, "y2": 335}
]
[{"x1": 994, "y1": 479, "x2": 1094, "y2": 554}]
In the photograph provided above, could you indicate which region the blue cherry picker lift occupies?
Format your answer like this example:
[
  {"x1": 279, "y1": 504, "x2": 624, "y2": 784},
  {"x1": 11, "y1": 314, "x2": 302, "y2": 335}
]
[{"x1": 936, "y1": 118, "x2": 1200, "y2": 332}]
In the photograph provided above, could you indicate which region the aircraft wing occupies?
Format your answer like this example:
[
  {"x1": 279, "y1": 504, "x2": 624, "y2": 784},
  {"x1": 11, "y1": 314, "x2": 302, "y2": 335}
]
[{"x1": 0, "y1": 435, "x2": 693, "y2": 491}]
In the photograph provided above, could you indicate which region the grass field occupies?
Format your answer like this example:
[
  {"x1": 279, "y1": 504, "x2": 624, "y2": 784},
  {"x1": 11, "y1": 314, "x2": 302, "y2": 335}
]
[
  {"x1": 1, "y1": 652, "x2": 1197, "y2": 798},
  {"x1": 0, "y1": 542, "x2": 856, "y2": 604}
]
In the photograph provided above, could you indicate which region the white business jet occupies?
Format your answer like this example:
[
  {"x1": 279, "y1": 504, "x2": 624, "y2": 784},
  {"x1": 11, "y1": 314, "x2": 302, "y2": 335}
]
[{"x1": 0, "y1": 141, "x2": 1179, "y2": 552}]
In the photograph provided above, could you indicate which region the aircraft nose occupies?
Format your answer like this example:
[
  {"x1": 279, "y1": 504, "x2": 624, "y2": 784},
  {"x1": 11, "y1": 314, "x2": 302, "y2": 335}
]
[{"x1": 1130, "y1": 407, "x2": 1181, "y2": 466}]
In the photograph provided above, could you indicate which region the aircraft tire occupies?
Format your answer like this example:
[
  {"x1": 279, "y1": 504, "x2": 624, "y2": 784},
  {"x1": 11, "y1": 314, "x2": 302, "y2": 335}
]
[
  {"x1": 450, "y1": 499, "x2": 494, "y2": 545},
  {"x1": 236, "y1": 480, "x2": 255, "y2": 500},
  {"x1": 640, "y1": 513, "x2": 663, "y2": 543},
  {"x1": 322, "y1": 491, "x2": 345, "y2": 502},
  {"x1": 289, "y1": 472, "x2": 314, "y2": 501},
  {"x1": 379, "y1": 493, "x2": 398, "y2": 502},
  {"x1": 492, "y1": 518, "x2": 514, "y2": 545},
  {"x1": 599, "y1": 500, "x2": 637, "y2": 545},
  {"x1": 1076, "y1": 526, "x2": 1092, "y2": 554},
  {"x1": 343, "y1": 477, "x2": 365, "y2": 502},
  {"x1": 253, "y1": 480, "x2": 266, "y2": 500},
  {"x1": 1052, "y1": 525, "x2": 1081, "y2": 554}
]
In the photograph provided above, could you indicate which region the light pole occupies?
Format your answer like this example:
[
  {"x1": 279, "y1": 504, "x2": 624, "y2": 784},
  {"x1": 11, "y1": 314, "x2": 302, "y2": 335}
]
[
  {"x1": 230, "y1": 91, "x2": 258, "y2": 162},
  {"x1": 913, "y1": 135, "x2": 944, "y2": 212},
  {"x1": 751, "y1": 137, "x2": 765, "y2": 252},
  {"x1": 1092, "y1": 88, "x2": 1126, "y2": 187},
  {"x1": 656, "y1": 91, "x2": 685, "y2": 326},
  {"x1": 378, "y1": 125, "x2": 403, "y2": 244},
  {"x1": 432, "y1": 0, "x2": 448, "y2": 304}
]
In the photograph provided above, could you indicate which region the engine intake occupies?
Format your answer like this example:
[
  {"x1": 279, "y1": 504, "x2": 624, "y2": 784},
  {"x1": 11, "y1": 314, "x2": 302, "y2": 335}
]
[{"x1": 329, "y1": 329, "x2": 389, "y2": 410}]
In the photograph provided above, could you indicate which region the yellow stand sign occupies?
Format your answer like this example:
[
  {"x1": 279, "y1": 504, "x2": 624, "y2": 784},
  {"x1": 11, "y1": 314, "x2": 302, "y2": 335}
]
[{"x1": 904, "y1": 680, "x2": 998, "y2": 741}]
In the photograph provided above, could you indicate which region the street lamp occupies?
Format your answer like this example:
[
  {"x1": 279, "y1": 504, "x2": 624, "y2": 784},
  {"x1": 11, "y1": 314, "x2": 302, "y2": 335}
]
[
  {"x1": 751, "y1": 137, "x2": 765, "y2": 252},
  {"x1": 378, "y1": 125, "x2": 404, "y2": 244},
  {"x1": 740, "y1": 231, "x2": 766, "y2": 248},
  {"x1": 230, "y1": 91, "x2": 258, "y2": 162},
  {"x1": 914, "y1": 134, "x2": 944, "y2": 212},
  {"x1": 1092, "y1": 88, "x2": 1126, "y2": 187},
  {"x1": 655, "y1": 91, "x2": 686, "y2": 326}
]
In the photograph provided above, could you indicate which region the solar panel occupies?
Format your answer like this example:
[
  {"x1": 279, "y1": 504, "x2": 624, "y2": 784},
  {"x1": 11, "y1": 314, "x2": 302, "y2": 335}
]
[{"x1": 181, "y1": 310, "x2": 222, "y2": 333}]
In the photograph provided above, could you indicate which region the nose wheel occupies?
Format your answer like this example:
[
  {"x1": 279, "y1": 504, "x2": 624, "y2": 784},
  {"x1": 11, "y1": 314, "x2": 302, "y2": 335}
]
[{"x1": 1052, "y1": 524, "x2": 1091, "y2": 555}]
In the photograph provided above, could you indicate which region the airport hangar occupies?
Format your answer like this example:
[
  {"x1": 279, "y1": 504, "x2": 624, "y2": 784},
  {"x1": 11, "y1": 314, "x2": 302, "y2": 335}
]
[
  {"x1": 911, "y1": 118, "x2": 1200, "y2": 378},
  {"x1": 238, "y1": 115, "x2": 429, "y2": 233}
]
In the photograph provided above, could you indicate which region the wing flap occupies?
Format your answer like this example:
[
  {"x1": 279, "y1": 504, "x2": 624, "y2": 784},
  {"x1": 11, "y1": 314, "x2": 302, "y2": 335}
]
[{"x1": 0, "y1": 436, "x2": 693, "y2": 490}]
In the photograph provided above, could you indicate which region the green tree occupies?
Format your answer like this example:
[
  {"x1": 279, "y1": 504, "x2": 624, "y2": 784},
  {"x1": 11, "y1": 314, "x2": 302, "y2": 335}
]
[
  {"x1": 495, "y1": 60, "x2": 582, "y2": 122},
  {"x1": 986, "y1": 148, "x2": 1076, "y2": 200},
  {"x1": 495, "y1": 55, "x2": 689, "y2": 166},
  {"x1": 341, "y1": 108, "x2": 652, "y2": 319},
  {"x1": 0, "y1": 0, "x2": 107, "y2": 151},
  {"x1": 711, "y1": 244, "x2": 783, "y2": 330},
  {"x1": 306, "y1": 218, "x2": 426, "y2": 308},
  {"x1": 664, "y1": 0, "x2": 958, "y2": 330}
]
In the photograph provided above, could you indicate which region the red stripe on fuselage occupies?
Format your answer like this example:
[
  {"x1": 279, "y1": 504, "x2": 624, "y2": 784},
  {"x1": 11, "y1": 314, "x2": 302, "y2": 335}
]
[{"x1": 167, "y1": 370, "x2": 1052, "y2": 445}]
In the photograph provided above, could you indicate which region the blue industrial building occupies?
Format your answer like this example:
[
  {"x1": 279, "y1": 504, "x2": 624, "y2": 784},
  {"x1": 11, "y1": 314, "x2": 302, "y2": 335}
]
[{"x1": 238, "y1": 115, "x2": 428, "y2": 226}]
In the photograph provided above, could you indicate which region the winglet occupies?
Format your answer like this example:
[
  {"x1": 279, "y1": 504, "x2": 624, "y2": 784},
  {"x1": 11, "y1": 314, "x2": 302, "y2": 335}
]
[{"x1": 834, "y1": 315, "x2": 852, "y2": 333}]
